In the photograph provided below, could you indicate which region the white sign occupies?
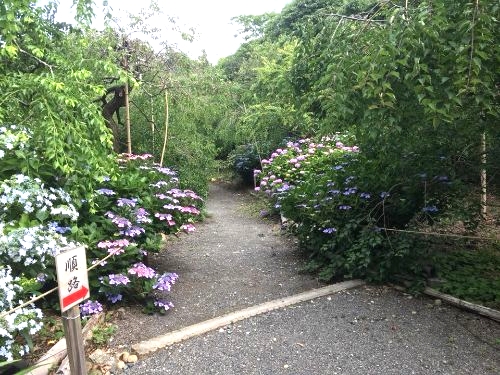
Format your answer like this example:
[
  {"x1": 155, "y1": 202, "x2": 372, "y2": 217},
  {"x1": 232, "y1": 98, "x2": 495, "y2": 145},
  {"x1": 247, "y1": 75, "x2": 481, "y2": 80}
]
[{"x1": 55, "y1": 245, "x2": 90, "y2": 312}]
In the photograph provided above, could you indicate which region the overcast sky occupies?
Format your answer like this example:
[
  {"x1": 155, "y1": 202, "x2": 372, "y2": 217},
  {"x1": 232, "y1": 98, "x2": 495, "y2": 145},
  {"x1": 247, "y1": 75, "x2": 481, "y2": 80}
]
[{"x1": 51, "y1": 0, "x2": 292, "y2": 63}]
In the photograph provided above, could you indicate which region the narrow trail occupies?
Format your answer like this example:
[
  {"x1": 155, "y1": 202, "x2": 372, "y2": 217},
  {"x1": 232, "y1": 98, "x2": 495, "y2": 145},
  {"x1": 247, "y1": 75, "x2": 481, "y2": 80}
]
[{"x1": 110, "y1": 183, "x2": 322, "y2": 348}]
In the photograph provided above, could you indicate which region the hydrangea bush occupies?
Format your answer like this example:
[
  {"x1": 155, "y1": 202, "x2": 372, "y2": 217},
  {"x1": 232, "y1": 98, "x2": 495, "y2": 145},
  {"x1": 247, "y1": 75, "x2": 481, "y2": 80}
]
[
  {"x1": 0, "y1": 172, "x2": 83, "y2": 361},
  {"x1": 255, "y1": 135, "x2": 448, "y2": 281},
  {"x1": 0, "y1": 266, "x2": 43, "y2": 361},
  {"x1": 74, "y1": 153, "x2": 202, "y2": 314},
  {"x1": 0, "y1": 125, "x2": 32, "y2": 179},
  {"x1": 0, "y1": 126, "x2": 202, "y2": 360}
]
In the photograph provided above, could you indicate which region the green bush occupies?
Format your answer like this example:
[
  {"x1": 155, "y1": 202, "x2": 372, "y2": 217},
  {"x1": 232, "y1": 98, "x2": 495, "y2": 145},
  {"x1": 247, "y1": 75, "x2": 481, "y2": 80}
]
[
  {"x1": 255, "y1": 135, "x2": 446, "y2": 281},
  {"x1": 230, "y1": 144, "x2": 262, "y2": 186}
]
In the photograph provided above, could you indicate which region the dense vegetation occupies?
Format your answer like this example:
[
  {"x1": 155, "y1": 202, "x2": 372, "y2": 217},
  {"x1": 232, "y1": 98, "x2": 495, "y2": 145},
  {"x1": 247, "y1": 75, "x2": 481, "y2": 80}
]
[
  {"x1": 0, "y1": 0, "x2": 219, "y2": 362},
  {"x1": 221, "y1": 0, "x2": 499, "y2": 303},
  {"x1": 0, "y1": 0, "x2": 499, "y2": 365}
]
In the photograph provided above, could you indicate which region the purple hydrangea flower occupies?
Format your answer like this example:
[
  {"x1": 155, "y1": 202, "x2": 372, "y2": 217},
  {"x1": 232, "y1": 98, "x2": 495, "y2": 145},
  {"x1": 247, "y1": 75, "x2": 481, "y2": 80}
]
[
  {"x1": 343, "y1": 187, "x2": 358, "y2": 195},
  {"x1": 80, "y1": 300, "x2": 103, "y2": 317},
  {"x1": 92, "y1": 259, "x2": 107, "y2": 267},
  {"x1": 107, "y1": 274, "x2": 130, "y2": 285},
  {"x1": 180, "y1": 224, "x2": 196, "y2": 233},
  {"x1": 106, "y1": 294, "x2": 123, "y2": 304},
  {"x1": 48, "y1": 221, "x2": 71, "y2": 234},
  {"x1": 135, "y1": 207, "x2": 152, "y2": 223},
  {"x1": 155, "y1": 212, "x2": 176, "y2": 226},
  {"x1": 163, "y1": 204, "x2": 182, "y2": 210},
  {"x1": 96, "y1": 188, "x2": 116, "y2": 196},
  {"x1": 185, "y1": 190, "x2": 202, "y2": 200},
  {"x1": 155, "y1": 167, "x2": 177, "y2": 176},
  {"x1": 128, "y1": 263, "x2": 156, "y2": 278},
  {"x1": 168, "y1": 189, "x2": 188, "y2": 198},
  {"x1": 105, "y1": 212, "x2": 132, "y2": 228},
  {"x1": 339, "y1": 205, "x2": 352, "y2": 210},
  {"x1": 180, "y1": 206, "x2": 200, "y2": 215},
  {"x1": 117, "y1": 198, "x2": 137, "y2": 207},
  {"x1": 322, "y1": 227, "x2": 337, "y2": 234},
  {"x1": 97, "y1": 239, "x2": 130, "y2": 255},
  {"x1": 120, "y1": 225, "x2": 145, "y2": 237},
  {"x1": 153, "y1": 273, "x2": 179, "y2": 291},
  {"x1": 154, "y1": 299, "x2": 174, "y2": 311}
]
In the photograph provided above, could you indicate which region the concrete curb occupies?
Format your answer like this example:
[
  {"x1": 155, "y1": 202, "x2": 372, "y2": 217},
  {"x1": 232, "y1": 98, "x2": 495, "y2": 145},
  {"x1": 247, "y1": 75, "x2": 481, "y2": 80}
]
[{"x1": 132, "y1": 279, "x2": 365, "y2": 355}]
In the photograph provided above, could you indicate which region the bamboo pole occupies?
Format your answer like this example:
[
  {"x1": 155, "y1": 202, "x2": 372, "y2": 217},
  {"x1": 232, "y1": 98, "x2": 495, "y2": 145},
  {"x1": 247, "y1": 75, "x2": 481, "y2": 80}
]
[
  {"x1": 150, "y1": 95, "x2": 155, "y2": 157},
  {"x1": 423, "y1": 287, "x2": 500, "y2": 323},
  {"x1": 480, "y1": 132, "x2": 487, "y2": 219},
  {"x1": 160, "y1": 90, "x2": 169, "y2": 167}
]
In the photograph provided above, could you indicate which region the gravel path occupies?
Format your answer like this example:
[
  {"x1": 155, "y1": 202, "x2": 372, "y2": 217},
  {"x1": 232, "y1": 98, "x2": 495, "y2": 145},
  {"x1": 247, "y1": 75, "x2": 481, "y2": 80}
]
[
  {"x1": 109, "y1": 183, "x2": 500, "y2": 374},
  {"x1": 127, "y1": 287, "x2": 500, "y2": 375},
  {"x1": 109, "y1": 183, "x2": 321, "y2": 347}
]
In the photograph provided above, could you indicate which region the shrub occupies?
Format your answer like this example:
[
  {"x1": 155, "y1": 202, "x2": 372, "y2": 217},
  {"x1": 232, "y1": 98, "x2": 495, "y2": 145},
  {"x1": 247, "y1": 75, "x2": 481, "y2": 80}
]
[
  {"x1": 73, "y1": 153, "x2": 203, "y2": 313},
  {"x1": 229, "y1": 144, "x2": 262, "y2": 186},
  {"x1": 255, "y1": 135, "x2": 439, "y2": 281},
  {"x1": 0, "y1": 126, "x2": 203, "y2": 361}
]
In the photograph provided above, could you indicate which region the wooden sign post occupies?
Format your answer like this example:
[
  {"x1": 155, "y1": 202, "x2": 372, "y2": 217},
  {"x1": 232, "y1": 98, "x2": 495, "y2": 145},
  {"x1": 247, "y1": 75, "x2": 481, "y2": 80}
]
[{"x1": 56, "y1": 246, "x2": 90, "y2": 375}]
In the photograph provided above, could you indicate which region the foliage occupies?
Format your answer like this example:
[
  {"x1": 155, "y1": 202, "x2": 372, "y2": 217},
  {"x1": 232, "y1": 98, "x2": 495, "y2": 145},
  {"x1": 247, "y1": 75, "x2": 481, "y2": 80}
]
[
  {"x1": 0, "y1": 1, "x2": 207, "y2": 361},
  {"x1": 256, "y1": 135, "x2": 419, "y2": 281},
  {"x1": 0, "y1": 147, "x2": 199, "y2": 360},
  {"x1": 224, "y1": 0, "x2": 499, "y2": 292},
  {"x1": 90, "y1": 323, "x2": 117, "y2": 346},
  {"x1": 433, "y1": 245, "x2": 500, "y2": 309},
  {"x1": 0, "y1": 2, "x2": 121, "y2": 201},
  {"x1": 73, "y1": 154, "x2": 201, "y2": 313},
  {"x1": 229, "y1": 144, "x2": 262, "y2": 185}
]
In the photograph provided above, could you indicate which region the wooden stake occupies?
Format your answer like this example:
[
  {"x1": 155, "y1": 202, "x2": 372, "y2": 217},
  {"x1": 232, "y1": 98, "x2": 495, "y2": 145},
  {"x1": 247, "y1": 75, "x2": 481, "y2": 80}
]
[
  {"x1": 61, "y1": 305, "x2": 87, "y2": 374},
  {"x1": 160, "y1": 90, "x2": 169, "y2": 167}
]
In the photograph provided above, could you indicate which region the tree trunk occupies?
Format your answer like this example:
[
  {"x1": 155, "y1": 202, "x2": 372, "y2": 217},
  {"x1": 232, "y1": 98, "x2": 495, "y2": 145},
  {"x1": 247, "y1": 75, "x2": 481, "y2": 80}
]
[
  {"x1": 124, "y1": 83, "x2": 132, "y2": 154},
  {"x1": 102, "y1": 85, "x2": 131, "y2": 153}
]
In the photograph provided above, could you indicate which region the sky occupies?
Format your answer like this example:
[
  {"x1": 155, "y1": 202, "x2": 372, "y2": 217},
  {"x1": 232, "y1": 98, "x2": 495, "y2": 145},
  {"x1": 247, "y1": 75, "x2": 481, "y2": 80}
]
[{"x1": 51, "y1": 0, "x2": 293, "y2": 64}]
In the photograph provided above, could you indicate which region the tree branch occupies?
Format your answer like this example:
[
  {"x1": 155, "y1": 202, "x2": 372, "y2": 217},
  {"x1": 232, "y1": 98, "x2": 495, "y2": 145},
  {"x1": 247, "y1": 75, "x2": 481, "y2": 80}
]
[
  {"x1": 14, "y1": 42, "x2": 55, "y2": 77},
  {"x1": 326, "y1": 13, "x2": 386, "y2": 25}
]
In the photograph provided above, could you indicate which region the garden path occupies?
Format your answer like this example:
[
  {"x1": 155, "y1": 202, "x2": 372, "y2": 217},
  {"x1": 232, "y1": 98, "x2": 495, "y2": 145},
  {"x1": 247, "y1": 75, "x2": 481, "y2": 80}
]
[{"x1": 109, "y1": 182, "x2": 322, "y2": 347}]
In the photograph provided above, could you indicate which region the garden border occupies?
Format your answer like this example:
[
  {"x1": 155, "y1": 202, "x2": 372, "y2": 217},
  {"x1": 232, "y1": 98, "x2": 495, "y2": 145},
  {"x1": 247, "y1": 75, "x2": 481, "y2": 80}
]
[{"x1": 391, "y1": 284, "x2": 500, "y2": 323}]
